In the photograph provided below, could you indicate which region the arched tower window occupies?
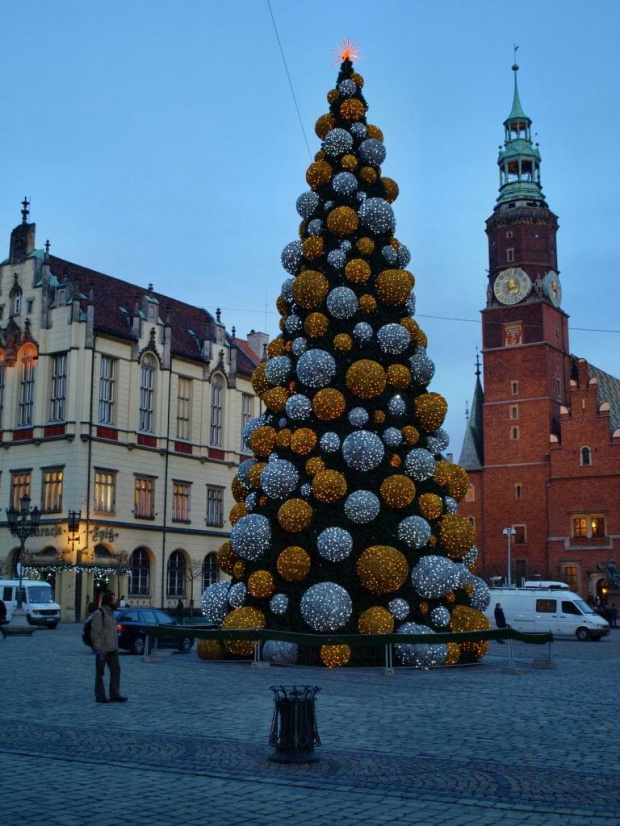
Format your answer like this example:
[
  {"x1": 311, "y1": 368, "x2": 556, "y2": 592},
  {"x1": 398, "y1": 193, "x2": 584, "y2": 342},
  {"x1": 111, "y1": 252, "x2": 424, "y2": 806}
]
[
  {"x1": 202, "y1": 553, "x2": 218, "y2": 591},
  {"x1": 167, "y1": 550, "x2": 186, "y2": 597},
  {"x1": 139, "y1": 354, "x2": 157, "y2": 432},
  {"x1": 580, "y1": 446, "x2": 592, "y2": 467},
  {"x1": 210, "y1": 374, "x2": 224, "y2": 446},
  {"x1": 129, "y1": 548, "x2": 150, "y2": 596}
]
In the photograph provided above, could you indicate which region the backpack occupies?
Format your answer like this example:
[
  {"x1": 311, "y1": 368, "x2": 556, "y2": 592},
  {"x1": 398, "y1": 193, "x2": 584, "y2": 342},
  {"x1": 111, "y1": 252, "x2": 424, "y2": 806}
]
[{"x1": 82, "y1": 608, "x2": 104, "y2": 648}]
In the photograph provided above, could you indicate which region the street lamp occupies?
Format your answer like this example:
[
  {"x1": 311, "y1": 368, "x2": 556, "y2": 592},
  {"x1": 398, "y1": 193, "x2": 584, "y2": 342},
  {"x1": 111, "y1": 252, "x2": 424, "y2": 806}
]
[
  {"x1": 5, "y1": 494, "x2": 41, "y2": 633},
  {"x1": 502, "y1": 527, "x2": 516, "y2": 587}
]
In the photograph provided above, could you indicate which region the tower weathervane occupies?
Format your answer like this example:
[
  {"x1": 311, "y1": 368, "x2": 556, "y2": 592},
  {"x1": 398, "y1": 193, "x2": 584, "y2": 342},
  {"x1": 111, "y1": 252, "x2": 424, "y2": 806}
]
[{"x1": 21, "y1": 197, "x2": 30, "y2": 224}]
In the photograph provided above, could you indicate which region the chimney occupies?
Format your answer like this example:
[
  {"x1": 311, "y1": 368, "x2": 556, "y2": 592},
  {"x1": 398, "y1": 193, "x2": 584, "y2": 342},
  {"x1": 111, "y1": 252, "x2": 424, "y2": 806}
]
[{"x1": 246, "y1": 329, "x2": 269, "y2": 360}]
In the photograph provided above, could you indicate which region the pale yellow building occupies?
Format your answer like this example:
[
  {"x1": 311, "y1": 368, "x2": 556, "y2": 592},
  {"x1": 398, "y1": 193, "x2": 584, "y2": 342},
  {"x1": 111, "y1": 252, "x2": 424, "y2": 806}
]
[{"x1": 0, "y1": 206, "x2": 265, "y2": 621}]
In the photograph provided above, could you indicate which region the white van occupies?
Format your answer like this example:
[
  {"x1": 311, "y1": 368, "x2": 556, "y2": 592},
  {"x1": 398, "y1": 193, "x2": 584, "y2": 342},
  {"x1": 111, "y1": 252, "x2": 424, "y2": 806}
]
[
  {"x1": 486, "y1": 586, "x2": 609, "y2": 641},
  {"x1": 1, "y1": 580, "x2": 62, "y2": 628}
]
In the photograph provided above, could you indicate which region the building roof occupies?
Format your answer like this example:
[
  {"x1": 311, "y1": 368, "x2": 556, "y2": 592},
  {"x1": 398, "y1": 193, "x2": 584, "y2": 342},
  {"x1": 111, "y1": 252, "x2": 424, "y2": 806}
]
[
  {"x1": 48, "y1": 254, "x2": 260, "y2": 376},
  {"x1": 586, "y1": 361, "x2": 620, "y2": 433},
  {"x1": 458, "y1": 375, "x2": 484, "y2": 470}
]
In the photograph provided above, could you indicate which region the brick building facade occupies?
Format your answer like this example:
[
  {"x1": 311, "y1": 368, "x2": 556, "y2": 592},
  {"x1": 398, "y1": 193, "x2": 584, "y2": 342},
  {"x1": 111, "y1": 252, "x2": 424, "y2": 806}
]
[{"x1": 459, "y1": 66, "x2": 620, "y2": 601}]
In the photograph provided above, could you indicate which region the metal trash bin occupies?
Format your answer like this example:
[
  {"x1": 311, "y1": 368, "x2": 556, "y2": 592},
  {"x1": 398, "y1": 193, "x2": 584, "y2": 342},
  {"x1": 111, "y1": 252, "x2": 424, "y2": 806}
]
[{"x1": 269, "y1": 684, "x2": 321, "y2": 763}]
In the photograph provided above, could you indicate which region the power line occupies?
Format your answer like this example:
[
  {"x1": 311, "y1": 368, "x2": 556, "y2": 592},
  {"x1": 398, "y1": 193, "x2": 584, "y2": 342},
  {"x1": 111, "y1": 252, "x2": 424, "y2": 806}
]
[{"x1": 266, "y1": 0, "x2": 312, "y2": 160}]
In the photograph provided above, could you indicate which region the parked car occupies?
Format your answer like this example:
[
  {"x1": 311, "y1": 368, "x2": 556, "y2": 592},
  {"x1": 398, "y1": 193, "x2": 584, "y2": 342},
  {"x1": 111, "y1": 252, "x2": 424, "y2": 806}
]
[{"x1": 82, "y1": 607, "x2": 194, "y2": 655}]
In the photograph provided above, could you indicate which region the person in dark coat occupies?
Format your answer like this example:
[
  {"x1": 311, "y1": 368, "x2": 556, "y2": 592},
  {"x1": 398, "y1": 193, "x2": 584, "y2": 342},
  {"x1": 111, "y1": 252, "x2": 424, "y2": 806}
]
[
  {"x1": 176, "y1": 599, "x2": 184, "y2": 621},
  {"x1": 494, "y1": 602, "x2": 507, "y2": 643}
]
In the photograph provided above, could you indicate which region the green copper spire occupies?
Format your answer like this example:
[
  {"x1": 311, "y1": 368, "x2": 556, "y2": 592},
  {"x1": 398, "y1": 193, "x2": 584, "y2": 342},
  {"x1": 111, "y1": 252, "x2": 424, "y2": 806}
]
[{"x1": 496, "y1": 62, "x2": 546, "y2": 206}]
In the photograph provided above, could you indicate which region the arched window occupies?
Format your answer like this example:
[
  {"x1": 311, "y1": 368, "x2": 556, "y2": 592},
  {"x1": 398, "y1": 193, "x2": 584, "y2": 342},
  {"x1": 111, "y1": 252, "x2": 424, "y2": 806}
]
[
  {"x1": 580, "y1": 446, "x2": 592, "y2": 467},
  {"x1": 202, "y1": 553, "x2": 218, "y2": 591},
  {"x1": 167, "y1": 550, "x2": 186, "y2": 597},
  {"x1": 139, "y1": 354, "x2": 157, "y2": 432},
  {"x1": 129, "y1": 548, "x2": 150, "y2": 596},
  {"x1": 18, "y1": 345, "x2": 37, "y2": 427},
  {"x1": 210, "y1": 374, "x2": 224, "y2": 446}
]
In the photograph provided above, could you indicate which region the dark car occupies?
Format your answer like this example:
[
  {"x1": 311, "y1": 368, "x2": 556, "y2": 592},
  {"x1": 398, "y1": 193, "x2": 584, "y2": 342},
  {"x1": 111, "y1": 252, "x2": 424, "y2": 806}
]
[{"x1": 83, "y1": 608, "x2": 194, "y2": 655}]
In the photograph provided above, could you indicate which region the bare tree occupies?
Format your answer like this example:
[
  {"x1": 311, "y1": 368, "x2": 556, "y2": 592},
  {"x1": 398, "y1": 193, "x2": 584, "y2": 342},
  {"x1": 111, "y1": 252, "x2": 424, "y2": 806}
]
[{"x1": 186, "y1": 557, "x2": 205, "y2": 616}]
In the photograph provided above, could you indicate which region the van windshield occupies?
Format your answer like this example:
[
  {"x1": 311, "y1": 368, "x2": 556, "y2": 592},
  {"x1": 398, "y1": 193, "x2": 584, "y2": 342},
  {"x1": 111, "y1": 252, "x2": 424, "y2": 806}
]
[
  {"x1": 26, "y1": 585, "x2": 54, "y2": 604},
  {"x1": 574, "y1": 599, "x2": 594, "y2": 615}
]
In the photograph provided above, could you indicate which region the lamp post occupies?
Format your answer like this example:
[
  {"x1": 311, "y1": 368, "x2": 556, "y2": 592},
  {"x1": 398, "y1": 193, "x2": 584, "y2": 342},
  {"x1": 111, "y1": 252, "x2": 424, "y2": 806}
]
[
  {"x1": 5, "y1": 494, "x2": 41, "y2": 634},
  {"x1": 502, "y1": 527, "x2": 516, "y2": 587}
]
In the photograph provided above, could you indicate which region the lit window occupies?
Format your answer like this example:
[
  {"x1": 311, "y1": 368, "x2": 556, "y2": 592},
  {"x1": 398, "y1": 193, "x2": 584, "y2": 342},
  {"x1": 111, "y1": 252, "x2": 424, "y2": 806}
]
[
  {"x1": 18, "y1": 347, "x2": 37, "y2": 426},
  {"x1": 572, "y1": 515, "x2": 605, "y2": 539},
  {"x1": 139, "y1": 354, "x2": 157, "y2": 433},
  {"x1": 129, "y1": 548, "x2": 150, "y2": 596},
  {"x1": 176, "y1": 377, "x2": 192, "y2": 440},
  {"x1": 591, "y1": 517, "x2": 606, "y2": 537},
  {"x1": 94, "y1": 470, "x2": 116, "y2": 514},
  {"x1": 172, "y1": 481, "x2": 191, "y2": 522},
  {"x1": 206, "y1": 485, "x2": 224, "y2": 527},
  {"x1": 202, "y1": 553, "x2": 219, "y2": 591},
  {"x1": 167, "y1": 550, "x2": 186, "y2": 597},
  {"x1": 241, "y1": 393, "x2": 253, "y2": 451},
  {"x1": 10, "y1": 471, "x2": 31, "y2": 509},
  {"x1": 99, "y1": 356, "x2": 116, "y2": 425},
  {"x1": 580, "y1": 446, "x2": 592, "y2": 467},
  {"x1": 50, "y1": 353, "x2": 67, "y2": 422},
  {"x1": 134, "y1": 476, "x2": 155, "y2": 519},
  {"x1": 41, "y1": 467, "x2": 63, "y2": 513},
  {"x1": 563, "y1": 565, "x2": 579, "y2": 591},
  {"x1": 465, "y1": 484, "x2": 475, "y2": 502},
  {"x1": 210, "y1": 375, "x2": 224, "y2": 446}
]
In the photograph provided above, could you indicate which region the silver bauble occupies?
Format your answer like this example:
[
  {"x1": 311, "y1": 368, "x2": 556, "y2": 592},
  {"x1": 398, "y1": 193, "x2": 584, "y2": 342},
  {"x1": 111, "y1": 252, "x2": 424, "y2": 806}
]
[
  {"x1": 410, "y1": 555, "x2": 462, "y2": 599},
  {"x1": 398, "y1": 515, "x2": 432, "y2": 549},
  {"x1": 342, "y1": 430, "x2": 385, "y2": 471},
  {"x1": 300, "y1": 582, "x2": 352, "y2": 631},
  {"x1": 285, "y1": 394, "x2": 312, "y2": 421},
  {"x1": 265, "y1": 356, "x2": 292, "y2": 386},
  {"x1": 348, "y1": 407, "x2": 369, "y2": 428},
  {"x1": 281, "y1": 278, "x2": 295, "y2": 302},
  {"x1": 338, "y1": 79, "x2": 357, "y2": 97},
  {"x1": 285, "y1": 314, "x2": 302, "y2": 334},
  {"x1": 237, "y1": 458, "x2": 257, "y2": 487},
  {"x1": 306, "y1": 218, "x2": 324, "y2": 236},
  {"x1": 398, "y1": 245, "x2": 411, "y2": 267},
  {"x1": 317, "y1": 527, "x2": 353, "y2": 562},
  {"x1": 260, "y1": 459, "x2": 299, "y2": 500},
  {"x1": 377, "y1": 323, "x2": 411, "y2": 355},
  {"x1": 320, "y1": 431, "x2": 340, "y2": 453},
  {"x1": 410, "y1": 348, "x2": 435, "y2": 385},
  {"x1": 300, "y1": 482, "x2": 312, "y2": 498},
  {"x1": 242, "y1": 416, "x2": 268, "y2": 447},
  {"x1": 349, "y1": 122, "x2": 367, "y2": 140},
  {"x1": 467, "y1": 573, "x2": 490, "y2": 611},
  {"x1": 388, "y1": 396, "x2": 407, "y2": 417},
  {"x1": 332, "y1": 171, "x2": 358, "y2": 197},
  {"x1": 200, "y1": 581, "x2": 230, "y2": 624},
  {"x1": 230, "y1": 514, "x2": 271, "y2": 561},
  {"x1": 353, "y1": 322, "x2": 373, "y2": 343},
  {"x1": 323, "y1": 128, "x2": 353, "y2": 158},
  {"x1": 444, "y1": 496, "x2": 459, "y2": 515},
  {"x1": 327, "y1": 249, "x2": 347, "y2": 269},
  {"x1": 262, "y1": 640, "x2": 298, "y2": 665},
  {"x1": 359, "y1": 197, "x2": 395, "y2": 234},
  {"x1": 281, "y1": 241, "x2": 302, "y2": 275},
  {"x1": 383, "y1": 427, "x2": 403, "y2": 448},
  {"x1": 344, "y1": 490, "x2": 381, "y2": 523},
  {"x1": 404, "y1": 448, "x2": 435, "y2": 481},
  {"x1": 388, "y1": 598, "x2": 410, "y2": 621},
  {"x1": 340, "y1": 240, "x2": 353, "y2": 252},
  {"x1": 382, "y1": 245, "x2": 399, "y2": 265},
  {"x1": 432, "y1": 427, "x2": 450, "y2": 451},
  {"x1": 358, "y1": 138, "x2": 386, "y2": 166},
  {"x1": 296, "y1": 349, "x2": 337, "y2": 388},
  {"x1": 245, "y1": 492, "x2": 258, "y2": 511},
  {"x1": 462, "y1": 544, "x2": 478, "y2": 568},
  {"x1": 430, "y1": 606, "x2": 451, "y2": 628},
  {"x1": 291, "y1": 336, "x2": 307, "y2": 356},
  {"x1": 395, "y1": 622, "x2": 447, "y2": 668},
  {"x1": 326, "y1": 286, "x2": 358, "y2": 319},
  {"x1": 406, "y1": 293, "x2": 416, "y2": 315},
  {"x1": 269, "y1": 593, "x2": 289, "y2": 616},
  {"x1": 296, "y1": 191, "x2": 320, "y2": 219},
  {"x1": 227, "y1": 582, "x2": 247, "y2": 609}
]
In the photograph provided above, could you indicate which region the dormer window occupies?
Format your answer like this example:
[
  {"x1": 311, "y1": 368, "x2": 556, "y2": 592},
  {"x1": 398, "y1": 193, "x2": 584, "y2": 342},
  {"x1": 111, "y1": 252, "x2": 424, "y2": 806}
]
[{"x1": 13, "y1": 292, "x2": 21, "y2": 315}]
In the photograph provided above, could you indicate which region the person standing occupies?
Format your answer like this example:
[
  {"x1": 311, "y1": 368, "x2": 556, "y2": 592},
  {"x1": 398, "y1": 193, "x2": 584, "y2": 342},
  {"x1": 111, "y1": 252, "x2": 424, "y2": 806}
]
[
  {"x1": 91, "y1": 591, "x2": 127, "y2": 704},
  {"x1": 494, "y1": 602, "x2": 507, "y2": 643},
  {"x1": 176, "y1": 599, "x2": 184, "y2": 621}
]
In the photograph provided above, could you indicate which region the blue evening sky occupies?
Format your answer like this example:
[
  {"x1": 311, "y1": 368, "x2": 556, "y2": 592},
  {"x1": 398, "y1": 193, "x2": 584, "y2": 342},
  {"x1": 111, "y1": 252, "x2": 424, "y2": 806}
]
[{"x1": 1, "y1": 0, "x2": 618, "y2": 456}]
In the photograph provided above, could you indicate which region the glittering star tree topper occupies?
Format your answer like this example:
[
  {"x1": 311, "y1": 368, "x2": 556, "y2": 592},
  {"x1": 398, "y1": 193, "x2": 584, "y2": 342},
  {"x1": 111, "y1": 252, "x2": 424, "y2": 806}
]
[{"x1": 202, "y1": 49, "x2": 491, "y2": 668}]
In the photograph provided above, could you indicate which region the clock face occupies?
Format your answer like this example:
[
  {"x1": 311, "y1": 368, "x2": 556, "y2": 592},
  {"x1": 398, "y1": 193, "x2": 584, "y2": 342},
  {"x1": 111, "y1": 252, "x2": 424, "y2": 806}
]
[
  {"x1": 493, "y1": 268, "x2": 532, "y2": 305},
  {"x1": 542, "y1": 270, "x2": 562, "y2": 308}
]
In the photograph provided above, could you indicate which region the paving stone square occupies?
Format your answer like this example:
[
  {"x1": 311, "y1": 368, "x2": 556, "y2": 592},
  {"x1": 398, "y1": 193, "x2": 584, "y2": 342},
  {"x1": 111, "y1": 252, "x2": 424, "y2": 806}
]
[{"x1": 1, "y1": 625, "x2": 619, "y2": 825}]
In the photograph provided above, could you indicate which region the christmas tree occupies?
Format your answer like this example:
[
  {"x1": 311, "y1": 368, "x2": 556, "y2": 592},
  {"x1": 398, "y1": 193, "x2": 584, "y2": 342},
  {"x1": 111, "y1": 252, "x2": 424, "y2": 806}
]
[{"x1": 202, "y1": 46, "x2": 491, "y2": 667}]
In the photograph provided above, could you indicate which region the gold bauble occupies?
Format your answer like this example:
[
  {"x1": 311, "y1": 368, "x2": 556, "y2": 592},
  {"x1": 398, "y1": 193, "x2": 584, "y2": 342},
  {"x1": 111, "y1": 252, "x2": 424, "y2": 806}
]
[
  {"x1": 381, "y1": 177, "x2": 399, "y2": 203},
  {"x1": 419, "y1": 601, "x2": 429, "y2": 615},
  {"x1": 249, "y1": 425, "x2": 277, "y2": 458},
  {"x1": 346, "y1": 360, "x2": 387, "y2": 399},
  {"x1": 429, "y1": 535, "x2": 437, "y2": 547},
  {"x1": 333, "y1": 333, "x2": 353, "y2": 351},
  {"x1": 305, "y1": 457, "x2": 325, "y2": 476},
  {"x1": 359, "y1": 166, "x2": 377, "y2": 184},
  {"x1": 414, "y1": 392, "x2": 448, "y2": 432},
  {"x1": 267, "y1": 338, "x2": 285, "y2": 358},
  {"x1": 251, "y1": 363, "x2": 269, "y2": 396},
  {"x1": 312, "y1": 469, "x2": 347, "y2": 503},
  {"x1": 320, "y1": 644, "x2": 351, "y2": 668},
  {"x1": 277, "y1": 546, "x2": 311, "y2": 581},
  {"x1": 278, "y1": 498, "x2": 313, "y2": 532},
  {"x1": 439, "y1": 514, "x2": 476, "y2": 559},
  {"x1": 433, "y1": 460, "x2": 454, "y2": 487},
  {"x1": 232, "y1": 477, "x2": 249, "y2": 503},
  {"x1": 386, "y1": 364, "x2": 411, "y2": 390},
  {"x1": 327, "y1": 89, "x2": 339, "y2": 104},
  {"x1": 314, "y1": 150, "x2": 325, "y2": 162},
  {"x1": 374, "y1": 410, "x2": 386, "y2": 423},
  {"x1": 380, "y1": 475, "x2": 416, "y2": 508},
  {"x1": 351, "y1": 71, "x2": 364, "y2": 88},
  {"x1": 248, "y1": 461, "x2": 267, "y2": 489},
  {"x1": 357, "y1": 546, "x2": 409, "y2": 594},
  {"x1": 216, "y1": 540, "x2": 237, "y2": 576},
  {"x1": 262, "y1": 387, "x2": 288, "y2": 412},
  {"x1": 275, "y1": 428, "x2": 292, "y2": 449},
  {"x1": 450, "y1": 605, "x2": 490, "y2": 633},
  {"x1": 356, "y1": 237, "x2": 375, "y2": 255},
  {"x1": 276, "y1": 296, "x2": 288, "y2": 317},
  {"x1": 402, "y1": 425, "x2": 420, "y2": 445},
  {"x1": 367, "y1": 124, "x2": 384, "y2": 141},
  {"x1": 344, "y1": 258, "x2": 371, "y2": 283},
  {"x1": 340, "y1": 98, "x2": 365, "y2": 121},
  {"x1": 304, "y1": 312, "x2": 329, "y2": 338},
  {"x1": 222, "y1": 607, "x2": 266, "y2": 656},
  {"x1": 376, "y1": 269, "x2": 415, "y2": 305},
  {"x1": 400, "y1": 317, "x2": 422, "y2": 342},
  {"x1": 389, "y1": 238, "x2": 401, "y2": 249},
  {"x1": 444, "y1": 642, "x2": 461, "y2": 665},
  {"x1": 312, "y1": 388, "x2": 346, "y2": 420},
  {"x1": 229, "y1": 502, "x2": 248, "y2": 526},
  {"x1": 293, "y1": 270, "x2": 329, "y2": 309},
  {"x1": 315, "y1": 112, "x2": 336, "y2": 138},
  {"x1": 197, "y1": 639, "x2": 225, "y2": 660},
  {"x1": 232, "y1": 560, "x2": 246, "y2": 579},
  {"x1": 279, "y1": 318, "x2": 286, "y2": 332},
  {"x1": 447, "y1": 464, "x2": 469, "y2": 501},
  {"x1": 327, "y1": 206, "x2": 359, "y2": 236},
  {"x1": 358, "y1": 606, "x2": 394, "y2": 634},
  {"x1": 306, "y1": 159, "x2": 333, "y2": 190},
  {"x1": 248, "y1": 570, "x2": 275, "y2": 599},
  {"x1": 359, "y1": 294, "x2": 377, "y2": 313},
  {"x1": 390, "y1": 454, "x2": 401, "y2": 468},
  {"x1": 302, "y1": 236, "x2": 324, "y2": 260},
  {"x1": 290, "y1": 427, "x2": 317, "y2": 455},
  {"x1": 340, "y1": 154, "x2": 358, "y2": 170},
  {"x1": 418, "y1": 493, "x2": 444, "y2": 520}
]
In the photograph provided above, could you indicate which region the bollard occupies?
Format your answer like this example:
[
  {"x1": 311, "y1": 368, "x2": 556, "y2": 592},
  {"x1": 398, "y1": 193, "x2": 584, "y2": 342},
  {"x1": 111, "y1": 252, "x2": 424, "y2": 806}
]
[
  {"x1": 384, "y1": 643, "x2": 394, "y2": 676},
  {"x1": 269, "y1": 685, "x2": 321, "y2": 763}
]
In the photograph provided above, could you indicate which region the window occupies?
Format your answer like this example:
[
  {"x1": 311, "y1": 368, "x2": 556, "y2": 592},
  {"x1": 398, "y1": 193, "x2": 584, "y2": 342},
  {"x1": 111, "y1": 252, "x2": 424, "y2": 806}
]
[
  {"x1": 172, "y1": 481, "x2": 191, "y2": 522},
  {"x1": 563, "y1": 566, "x2": 579, "y2": 591},
  {"x1": 513, "y1": 525, "x2": 526, "y2": 544},
  {"x1": 506, "y1": 230, "x2": 513, "y2": 239},
  {"x1": 94, "y1": 470, "x2": 116, "y2": 514},
  {"x1": 99, "y1": 356, "x2": 116, "y2": 425},
  {"x1": 139, "y1": 354, "x2": 157, "y2": 432},
  {"x1": 13, "y1": 293, "x2": 21, "y2": 315},
  {"x1": 515, "y1": 483, "x2": 522, "y2": 500},
  {"x1": 506, "y1": 248, "x2": 515, "y2": 263},
  {"x1": 210, "y1": 375, "x2": 224, "y2": 446},
  {"x1": 0, "y1": 363, "x2": 5, "y2": 429},
  {"x1": 465, "y1": 484, "x2": 475, "y2": 502},
  {"x1": 241, "y1": 393, "x2": 253, "y2": 451},
  {"x1": 206, "y1": 485, "x2": 224, "y2": 527},
  {"x1": 561, "y1": 601, "x2": 581, "y2": 616},
  {"x1": 580, "y1": 446, "x2": 592, "y2": 467},
  {"x1": 510, "y1": 426, "x2": 519, "y2": 440},
  {"x1": 510, "y1": 405, "x2": 518, "y2": 420},
  {"x1": 167, "y1": 550, "x2": 186, "y2": 597},
  {"x1": 176, "y1": 377, "x2": 192, "y2": 440},
  {"x1": 49, "y1": 353, "x2": 67, "y2": 422},
  {"x1": 514, "y1": 559, "x2": 528, "y2": 586},
  {"x1": 511, "y1": 381, "x2": 519, "y2": 395},
  {"x1": 134, "y1": 476, "x2": 155, "y2": 519},
  {"x1": 26, "y1": 298, "x2": 34, "y2": 314},
  {"x1": 536, "y1": 599, "x2": 556, "y2": 613},
  {"x1": 467, "y1": 516, "x2": 475, "y2": 530},
  {"x1": 11, "y1": 471, "x2": 31, "y2": 509},
  {"x1": 556, "y1": 377, "x2": 562, "y2": 399},
  {"x1": 129, "y1": 548, "x2": 150, "y2": 596},
  {"x1": 573, "y1": 515, "x2": 606, "y2": 539},
  {"x1": 202, "y1": 553, "x2": 218, "y2": 591},
  {"x1": 41, "y1": 468, "x2": 63, "y2": 513},
  {"x1": 19, "y1": 347, "x2": 36, "y2": 426}
]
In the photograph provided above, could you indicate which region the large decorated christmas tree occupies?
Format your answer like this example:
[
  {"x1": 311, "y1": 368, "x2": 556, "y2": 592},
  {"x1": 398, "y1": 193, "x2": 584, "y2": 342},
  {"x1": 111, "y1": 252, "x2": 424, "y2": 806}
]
[{"x1": 203, "y1": 45, "x2": 491, "y2": 667}]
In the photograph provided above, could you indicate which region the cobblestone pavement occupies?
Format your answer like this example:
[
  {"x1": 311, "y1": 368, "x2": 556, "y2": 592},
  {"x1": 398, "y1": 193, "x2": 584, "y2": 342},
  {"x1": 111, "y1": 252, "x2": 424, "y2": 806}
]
[{"x1": 1, "y1": 626, "x2": 619, "y2": 826}]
